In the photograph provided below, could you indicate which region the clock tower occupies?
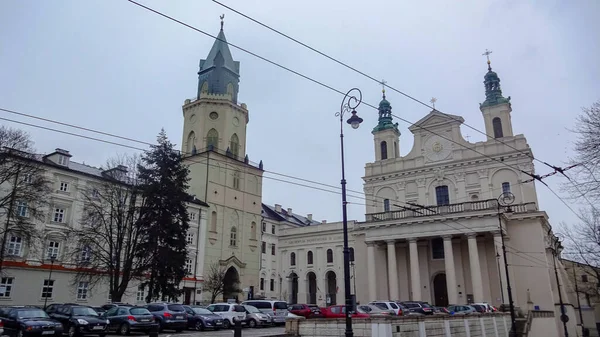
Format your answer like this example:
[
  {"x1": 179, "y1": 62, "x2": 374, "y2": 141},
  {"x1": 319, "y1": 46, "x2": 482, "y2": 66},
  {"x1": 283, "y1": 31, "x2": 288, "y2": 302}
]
[
  {"x1": 372, "y1": 89, "x2": 400, "y2": 161},
  {"x1": 180, "y1": 18, "x2": 263, "y2": 302}
]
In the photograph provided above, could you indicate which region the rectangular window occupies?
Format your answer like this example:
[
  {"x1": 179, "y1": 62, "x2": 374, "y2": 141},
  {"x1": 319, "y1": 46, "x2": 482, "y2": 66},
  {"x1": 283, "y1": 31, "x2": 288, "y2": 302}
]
[
  {"x1": 271, "y1": 244, "x2": 276, "y2": 256},
  {"x1": 53, "y1": 208, "x2": 65, "y2": 223},
  {"x1": 185, "y1": 259, "x2": 193, "y2": 275},
  {"x1": 233, "y1": 172, "x2": 240, "y2": 190},
  {"x1": 260, "y1": 278, "x2": 264, "y2": 291},
  {"x1": 582, "y1": 275, "x2": 588, "y2": 283},
  {"x1": 77, "y1": 282, "x2": 89, "y2": 300},
  {"x1": 22, "y1": 174, "x2": 32, "y2": 183},
  {"x1": 189, "y1": 212, "x2": 197, "y2": 221},
  {"x1": 41, "y1": 279, "x2": 54, "y2": 298},
  {"x1": 271, "y1": 225, "x2": 275, "y2": 235},
  {"x1": 261, "y1": 241, "x2": 266, "y2": 254},
  {"x1": 80, "y1": 246, "x2": 91, "y2": 263},
  {"x1": 502, "y1": 182, "x2": 511, "y2": 194},
  {"x1": 435, "y1": 186, "x2": 450, "y2": 206},
  {"x1": 431, "y1": 238, "x2": 445, "y2": 259},
  {"x1": 59, "y1": 182, "x2": 69, "y2": 192},
  {"x1": 16, "y1": 201, "x2": 28, "y2": 217},
  {"x1": 262, "y1": 222, "x2": 266, "y2": 232},
  {"x1": 0, "y1": 277, "x2": 14, "y2": 297},
  {"x1": 383, "y1": 199, "x2": 390, "y2": 212},
  {"x1": 47, "y1": 241, "x2": 60, "y2": 259},
  {"x1": 7, "y1": 236, "x2": 22, "y2": 256},
  {"x1": 270, "y1": 279, "x2": 274, "y2": 291},
  {"x1": 91, "y1": 188, "x2": 100, "y2": 199},
  {"x1": 58, "y1": 155, "x2": 68, "y2": 166},
  {"x1": 186, "y1": 233, "x2": 194, "y2": 245},
  {"x1": 136, "y1": 285, "x2": 145, "y2": 302}
]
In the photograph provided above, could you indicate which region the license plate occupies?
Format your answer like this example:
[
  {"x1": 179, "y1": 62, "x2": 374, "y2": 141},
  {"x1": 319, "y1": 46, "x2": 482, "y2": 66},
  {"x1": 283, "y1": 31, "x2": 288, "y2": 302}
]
[
  {"x1": 42, "y1": 331, "x2": 55, "y2": 335},
  {"x1": 92, "y1": 326, "x2": 104, "y2": 330},
  {"x1": 140, "y1": 319, "x2": 150, "y2": 322},
  {"x1": 175, "y1": 315, "x2": 183, "y2": 319},
  {"x1": 215, "y1": 322, "x2": 222, "y2": 325}
]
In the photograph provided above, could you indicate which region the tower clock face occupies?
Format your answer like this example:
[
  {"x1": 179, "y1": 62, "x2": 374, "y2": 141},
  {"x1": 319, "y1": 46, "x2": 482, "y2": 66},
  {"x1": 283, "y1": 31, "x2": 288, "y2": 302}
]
[
  {"x1": 232, "y1": 117, "x2": 239, "y2": 126},
  {"x1": 424, "y1": 135, "x2": 452, "y2": 162},
  {"x1": 190, "y1": 114, "x2": 197, "y2": 124},
  {"x1": 209, "y1": 112, "x2": 219, "y2": 120}
]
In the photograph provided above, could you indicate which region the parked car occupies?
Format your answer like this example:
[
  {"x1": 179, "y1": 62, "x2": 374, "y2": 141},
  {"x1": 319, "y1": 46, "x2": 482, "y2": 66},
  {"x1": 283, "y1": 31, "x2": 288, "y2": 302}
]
[
  {"x1": 242, "y1": 305, "x2": 270, "y2": 328},
  {"x1": 432, "y1": 306, "x2": 450, "y2": 315},
  {"x1": 471, "y1": 304, "x2": 487, "y2": 314},
  {"x1": 368, "y1": 301, "x2": 403, "y2": 315},
  {"x1": 182, "y1": 306, "x2": 223, "y2": 331},
  {"x1": 288, "y1": 304, "x2": 313, "y2": 318},
  {"x1": 472, "y1": 302, "x2": 494, "y2": 313},
  {"x1": 320, "y1": 305, "x2": 369, "y2": 319},
  {"x1": 145, "y1": 303, "x2": 187, "y2": 332},
  {"x1": 104, "y1": 306, "x2": 157, "y2": 335},
  {"x1": 49, "y1": 305, "x2": 109, "y2": 337},
  {"x1": 206, "y1": 303, "x2": 247, "y2": 329},
  {"x1": 307, "y1": 305, "x2": 323, "y2": 318},
  {"x1": 1, "y1": 307, "x2": 63, "y2": 337},
  {"x1": 447, "y1": 305, "x2": 477, "y2": 315},
  {"x1": 241, "y1": 300, "x2": 288, "y2": 325},
  {"x1": 399, "y1": 301, "x2": 434, "y2": 315},
  {"x1": 357, "y1": 304, "x2": 394, "y2": 316}
]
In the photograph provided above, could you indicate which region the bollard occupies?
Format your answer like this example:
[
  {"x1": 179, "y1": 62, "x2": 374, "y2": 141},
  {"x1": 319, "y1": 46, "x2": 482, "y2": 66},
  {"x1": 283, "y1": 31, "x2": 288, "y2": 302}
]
[
  {"x1": 149, "y1": 323, "x2": 159, "y2": 337},
  {"x1": 233, "y1": 317, "x2": 242, "y2": 337}
]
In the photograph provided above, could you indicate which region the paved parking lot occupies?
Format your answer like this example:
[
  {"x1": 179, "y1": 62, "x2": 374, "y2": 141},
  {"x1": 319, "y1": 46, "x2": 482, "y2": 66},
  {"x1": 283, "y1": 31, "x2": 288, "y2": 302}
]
[{"x1": 162, "y1": 327, "x2": 286, "y2": 337}]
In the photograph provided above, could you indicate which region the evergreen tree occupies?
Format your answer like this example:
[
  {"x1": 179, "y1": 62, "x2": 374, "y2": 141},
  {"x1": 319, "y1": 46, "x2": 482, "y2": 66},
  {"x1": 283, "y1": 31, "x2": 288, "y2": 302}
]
[{"x1": 138, "y1": 130, "x2": 190, "y2": 302}]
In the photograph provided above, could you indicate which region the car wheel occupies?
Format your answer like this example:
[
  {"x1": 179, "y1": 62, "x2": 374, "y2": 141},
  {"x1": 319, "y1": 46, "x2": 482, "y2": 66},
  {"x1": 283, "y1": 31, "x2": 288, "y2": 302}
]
[
  {"x1": 68, "y1": 326, "x2": 77, "y2": 337},
  {"x1": 248, "y1": 319, "x2": 257, "y2": 328},
  {"x1": 119, "y1": 323, "x2": 130, "y2": 336},
  {"x1": 222, "y1": 320, "x2": 230, "y2": 329},
  {"x1": 194, "y1": 321, "x2": 204, "y2": 331}
]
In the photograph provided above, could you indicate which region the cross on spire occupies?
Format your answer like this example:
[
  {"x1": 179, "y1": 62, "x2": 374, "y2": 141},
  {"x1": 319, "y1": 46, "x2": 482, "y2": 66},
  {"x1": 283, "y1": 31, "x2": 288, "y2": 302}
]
[
  {"x1": 430, "y1": 97, "x2": 437, "y2": 110},
  {"x1": 220, "y1": 14, "x2": 225, "y2": 30},
  {"x1": 482, "y1": 49, "x2": 493, "y2": 70},
  {"x1": 380, "y1": 79, "x2": 387, "y2": 98}
]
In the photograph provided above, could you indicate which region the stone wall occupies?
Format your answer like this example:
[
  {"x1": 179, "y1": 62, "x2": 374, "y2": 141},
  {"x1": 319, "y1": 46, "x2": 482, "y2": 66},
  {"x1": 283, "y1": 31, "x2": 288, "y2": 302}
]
[{"x1": 286, "y1": 313, "x2": 510, "y2": 337}]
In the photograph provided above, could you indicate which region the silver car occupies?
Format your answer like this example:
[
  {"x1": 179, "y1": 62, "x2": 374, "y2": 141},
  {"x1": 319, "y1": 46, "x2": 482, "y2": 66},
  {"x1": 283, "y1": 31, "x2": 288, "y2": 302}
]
[{"x1": 243, "y1": 305, "x2": 270, "y2": 328}]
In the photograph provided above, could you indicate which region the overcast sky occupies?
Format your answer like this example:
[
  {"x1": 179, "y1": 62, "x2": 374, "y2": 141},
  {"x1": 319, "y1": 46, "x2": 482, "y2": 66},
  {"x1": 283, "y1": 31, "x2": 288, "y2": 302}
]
[{"x1": 1, "y1": 0, "x2": 599, "y2": 229}]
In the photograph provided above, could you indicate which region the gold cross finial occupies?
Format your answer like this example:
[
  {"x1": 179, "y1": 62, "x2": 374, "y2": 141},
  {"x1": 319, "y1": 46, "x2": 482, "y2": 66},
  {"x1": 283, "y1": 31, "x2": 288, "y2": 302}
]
[
  {"x1": 430, "y1": 97, "x2": 437, "y2": 109},
  {"x1": 380, "y1": 79, "x2": 387, "y2": 98},
  {"x1": 482, "y1": 49, "x2": 493, "y2": 69},
  {"x1": 220, "y1": 14, "x2": 225, "y2": 29}
]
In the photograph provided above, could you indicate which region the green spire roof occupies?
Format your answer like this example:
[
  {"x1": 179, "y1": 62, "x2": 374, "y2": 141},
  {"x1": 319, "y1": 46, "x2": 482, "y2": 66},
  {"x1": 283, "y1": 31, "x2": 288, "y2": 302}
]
[
  {"x1": 372, "y1": 90, "x2": 399, "y2": 133},
  {"x1": 480, "y1": 60, "x2": 511, "y2": 108}
]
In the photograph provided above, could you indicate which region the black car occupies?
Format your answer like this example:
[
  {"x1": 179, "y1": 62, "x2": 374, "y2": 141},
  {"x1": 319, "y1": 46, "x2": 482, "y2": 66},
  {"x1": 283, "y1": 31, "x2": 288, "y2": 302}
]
[
  {"x1": 183, "y1": 306, "x2": 223, "y2": 331},
  {"x1": 1, "y1": 307, "x2": 63, "y2": 337},
  {"x1": 104, "y1": 306, "x2": 158, "y2": 335},
  {"x1": 49, "y1": 305, "x2": 108, "y2": 337},
  {"x1": 399, "y1": 301, "x2": 434, "y2": 315}
]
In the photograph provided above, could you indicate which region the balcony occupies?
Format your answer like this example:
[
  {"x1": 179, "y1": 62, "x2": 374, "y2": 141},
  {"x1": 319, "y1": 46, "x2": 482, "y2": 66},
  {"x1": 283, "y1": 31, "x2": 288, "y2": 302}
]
[{"x1": 365, "y1": 199, "x2": 538, "y2": 222}]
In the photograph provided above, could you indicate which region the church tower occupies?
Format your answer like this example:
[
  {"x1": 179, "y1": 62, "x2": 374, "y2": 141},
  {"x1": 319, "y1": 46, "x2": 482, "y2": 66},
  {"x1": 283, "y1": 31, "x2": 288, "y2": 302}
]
[
  {"x1": 372, "y1": 88, "x2": 401, "y2": 161},
  {"x1": 480, "y1": 52, "x2": 514, "y2": 139},
  {"x1": 181, "y1": 17, "x2": 263, "y2": 303}
]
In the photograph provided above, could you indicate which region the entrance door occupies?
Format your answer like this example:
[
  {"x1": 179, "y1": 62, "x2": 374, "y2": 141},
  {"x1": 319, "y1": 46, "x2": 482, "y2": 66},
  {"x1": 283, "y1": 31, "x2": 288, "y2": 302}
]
[
  {"x1": 433, "y1": 273, "x2": 448, "y2": 307},
  {"x1": 183, "y1": 288, "x2": 193, "y2": 305}
]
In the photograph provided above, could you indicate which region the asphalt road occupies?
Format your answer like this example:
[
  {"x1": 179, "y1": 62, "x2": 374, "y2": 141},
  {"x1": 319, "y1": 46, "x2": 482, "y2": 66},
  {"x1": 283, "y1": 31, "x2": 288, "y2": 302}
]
[{"x1": 162, "y1": 327, "x2": 286, "y2": 337}]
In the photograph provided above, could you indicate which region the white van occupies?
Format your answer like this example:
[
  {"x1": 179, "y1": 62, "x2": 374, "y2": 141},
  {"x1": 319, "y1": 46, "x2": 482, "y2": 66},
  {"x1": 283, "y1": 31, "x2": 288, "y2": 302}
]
[
  {"x1": 206, "y1": 303, "x2": 247, "y2": 328},
  {"x1": 241, "y1": 300, "x2": 288, "y2": 325}
]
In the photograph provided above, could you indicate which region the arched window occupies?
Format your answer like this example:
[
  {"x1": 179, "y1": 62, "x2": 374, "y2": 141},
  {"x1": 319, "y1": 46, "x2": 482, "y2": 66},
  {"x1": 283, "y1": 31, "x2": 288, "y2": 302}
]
[
  {"x1": 383, "y1": 199, "x2": 391, "y2": 212},
  {"x1": 233, "y1": 171, "x2": 241, "y2": 190},
  {"x1": 227, "y1": 83, "x2": 234, "y2": 95},
  {"x1": 435, "y1": 185, "x2": 450, "y2": 206},
  {"x1": 200, "y1": 81, "x2": 208, "y2": 93},
  {"x1": 394, "y1": 141, "x2": 399, "y2": 158},
  {"x1": 502, "y1": 182, "x2": 511, "y2": 194},
  {"x1": 290, "y1": 252, "x2": 296, "y2": 266},
  {"x1": 229, "y1": 227, "x2": 237, "y2": 246},
  {"x1": 380, "y1": 141, "x2": 388, "y2": 160},
  {"x1": 230, "y1": 134, "x2": 240, "y2": 158},
  {"x1": 250, "y1": 221, "x2": 257, "y2": 240},
  {"x1": 186, "y1": 131, "x2": 195, "y2": 155},
  {"x1": 307, "y1": 251, "x2": 313, "y2": 265},
  {"x1": 207, "y1": 129, "x2": 219, "y2": 149},
  {"x1": 210, "y1": 211, "x2": 217, "y2": 232},
  {"x1": 349, "y1": 247, "x2": 355, "y2": 262},
  {"x1": 326, "y1": 249, "x2": 333, "y2": 263},
  {"x1": 492, "y1": 117, "x2": 503, "y2": 138}
]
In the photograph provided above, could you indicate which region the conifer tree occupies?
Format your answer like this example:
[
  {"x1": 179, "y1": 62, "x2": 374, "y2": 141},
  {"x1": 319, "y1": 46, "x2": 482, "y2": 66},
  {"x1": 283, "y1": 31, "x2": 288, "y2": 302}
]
[{"x1": 138, "y1": 130, "x2": 190, "y2": 302}]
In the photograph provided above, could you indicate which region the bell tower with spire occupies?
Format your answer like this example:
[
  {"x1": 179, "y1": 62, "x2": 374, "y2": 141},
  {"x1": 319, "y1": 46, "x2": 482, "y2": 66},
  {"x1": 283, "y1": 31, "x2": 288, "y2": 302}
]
[
  {"x1": 480, "y1": 50, "x2": 514, "y2": 139},
  {"x1": 372, "y1": 83, "x2": 401, "y2": 161}
]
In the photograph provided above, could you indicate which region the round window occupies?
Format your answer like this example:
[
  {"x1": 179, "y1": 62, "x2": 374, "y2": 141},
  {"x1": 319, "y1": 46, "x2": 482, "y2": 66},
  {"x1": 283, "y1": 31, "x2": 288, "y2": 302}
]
[{"x1": 209, "y1": 112, "x2": 219, "y2": 120}]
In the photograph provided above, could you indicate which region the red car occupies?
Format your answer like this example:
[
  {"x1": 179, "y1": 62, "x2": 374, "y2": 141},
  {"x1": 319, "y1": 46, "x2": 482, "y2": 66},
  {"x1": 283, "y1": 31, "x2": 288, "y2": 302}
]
[
  {"x1": 289, "y1": 304, "x2": 313, "y2": 318},
  {"x1": 321, "y1": 305, "x2": 369, "y2": 319}
]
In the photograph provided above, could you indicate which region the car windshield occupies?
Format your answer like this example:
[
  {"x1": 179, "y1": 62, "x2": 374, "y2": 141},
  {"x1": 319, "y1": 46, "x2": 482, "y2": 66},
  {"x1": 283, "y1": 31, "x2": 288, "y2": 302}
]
[
  {"x1": 130, "y1": 308, "x2": 151, "y2": 315},
  {"x1": 18, "y1": 309, "x2": 49, "y2": 319},
  {"x1": 167, "y1": 304, "x2": 185, "y2": 312},
  {"x1": 273, "y1": 302, "x2": 287, "y2": 310},
  {"x1": 73, "y1": 307, "x2": 99, "y2": 316},
  {"x1": 244, "y1": 305, "x2": 260, "y2": 313},
  {"x1": 421, "y1": 303, "x2": 432, "y2": 308},
  {"x1": 193, "y1": 308, "x2": 212, "y2": 315}
]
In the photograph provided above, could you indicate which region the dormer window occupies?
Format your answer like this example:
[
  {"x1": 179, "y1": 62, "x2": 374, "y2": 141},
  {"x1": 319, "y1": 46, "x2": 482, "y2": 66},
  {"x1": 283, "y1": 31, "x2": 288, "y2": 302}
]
[
  {"x1": 59, "y1": 182, "x2": 69, "y2": 192},
  {"x1": 57, "y1": 155, "x2": 68, "y2": 166}
]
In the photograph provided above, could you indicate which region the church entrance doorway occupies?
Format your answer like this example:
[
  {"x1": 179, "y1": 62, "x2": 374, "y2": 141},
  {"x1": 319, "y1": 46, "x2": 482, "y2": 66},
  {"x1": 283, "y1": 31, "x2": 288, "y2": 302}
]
[
  {"x1": 289, "y1": 272, "x2": 299, "y2": 304},
  {"x1": 223, "y1": 266, "x2": 240, "y2": 302},
  {"x1": 433, "y1": 273, "x2": 448, "y2": 307},
  {"x1": 326, "y1": 271, "x2": 337, "y2": 306},
  {"x1": 307, "y1": 272, "x2": 317, "y2": 304}
]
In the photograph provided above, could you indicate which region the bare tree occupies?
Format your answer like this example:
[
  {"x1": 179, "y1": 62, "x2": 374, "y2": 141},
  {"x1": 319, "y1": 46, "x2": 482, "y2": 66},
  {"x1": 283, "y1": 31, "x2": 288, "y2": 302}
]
[
  {"x1": 203, "y1": 262, "x2": 228, "y2": 304},
  {"x1": 564, "y1": 100, "x2": 600, "y2": 203},
  {"x1": 0, "y1": 126, "x2": 51, "y2": 275},
  {"x1": 69, "y1": 155, "x2": 151, "y2": 302}
]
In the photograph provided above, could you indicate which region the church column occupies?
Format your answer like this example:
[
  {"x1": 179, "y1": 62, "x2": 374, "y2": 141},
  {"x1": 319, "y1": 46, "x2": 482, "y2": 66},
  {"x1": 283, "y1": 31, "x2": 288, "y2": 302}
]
[
  {"x1": 493, "y1": 231, "x2": 509, "y2": 304},
  {"x1": 409, "y1": 239, "x2": 421, "y2": 301},
  {"x1": 443, "y1": 235, "x2": 458, "y2": 305},
  {"x1": 367, "y1": 242, "x2": 377, "y2": 300},
  {"x1": 467, "y1": 233, "x2": 484, "y2": 302},
  {"x1": 386, "y1": 240, "x2": 399, "y2": 300}
]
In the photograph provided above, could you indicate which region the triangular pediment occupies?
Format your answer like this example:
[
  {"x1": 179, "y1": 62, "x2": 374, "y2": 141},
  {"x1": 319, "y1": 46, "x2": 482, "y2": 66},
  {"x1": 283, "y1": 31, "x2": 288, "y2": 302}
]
[
  {"x1": 219, "y1": 255, "x2": 246, "y2": 269},
  {"x1": 409, "y1": 110, "x2": 464, "y2": 133}
]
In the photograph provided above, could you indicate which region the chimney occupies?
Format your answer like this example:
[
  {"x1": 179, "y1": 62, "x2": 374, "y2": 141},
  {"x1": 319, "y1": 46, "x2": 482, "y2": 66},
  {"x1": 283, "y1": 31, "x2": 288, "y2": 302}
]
[
  {"x1": 322, "y1": 220, "x2": 327, "y2": 224},
  {"x1": 275, "y1": 204, "x2": 282, "y2": 212},
  {"x1": 307, "y1": 214, "x2": 313, "y2": 221},
  {"x1": 287, "y1": 208, "x2": 293, "y2": 215}
]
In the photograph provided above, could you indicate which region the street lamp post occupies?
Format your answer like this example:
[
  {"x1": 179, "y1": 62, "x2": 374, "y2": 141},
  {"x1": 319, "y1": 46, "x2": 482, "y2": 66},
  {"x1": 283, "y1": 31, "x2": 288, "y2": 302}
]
[
  {"x1": 497, "y1": 192, "x2": 517, "y2": 337},
  {"x1": 336, "y1": 88, "x2": 364, "y2": 337},
  {"x1": 551, "y1": 235, "x2": 569, "y2": 337},
  {"x1": 43, "y1": 255, "x2": 57, "y2": 310}
]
